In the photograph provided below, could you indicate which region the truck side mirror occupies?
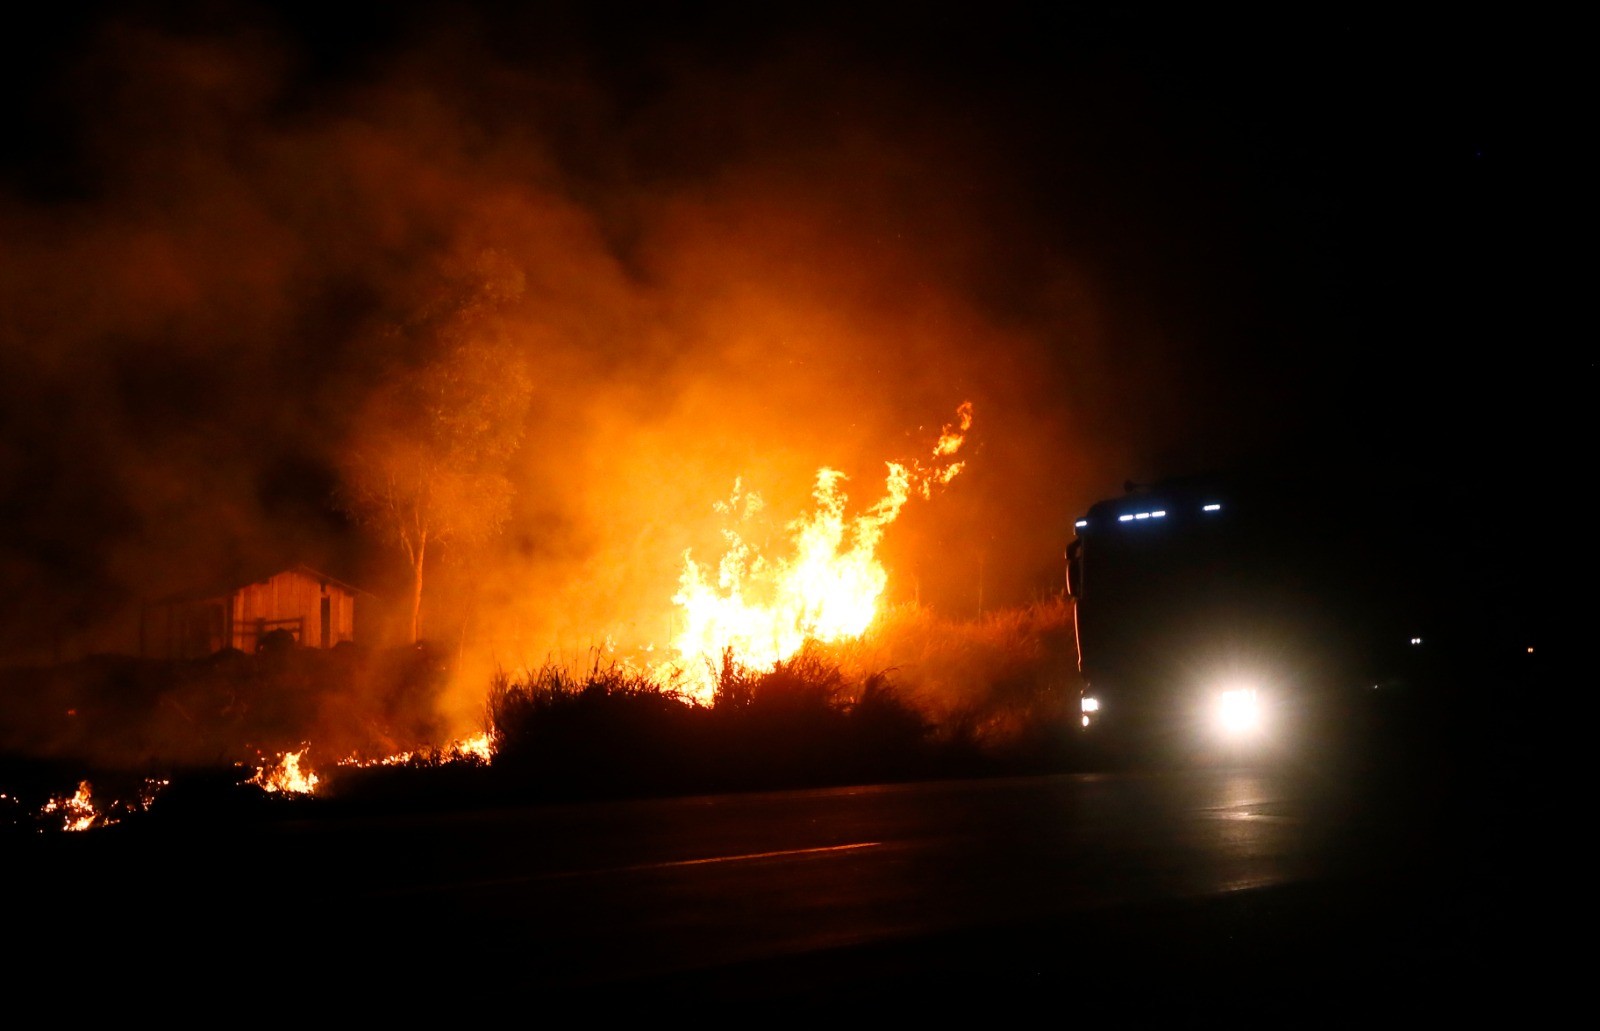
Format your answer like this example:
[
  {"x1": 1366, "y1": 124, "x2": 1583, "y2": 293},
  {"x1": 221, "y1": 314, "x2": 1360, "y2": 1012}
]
[{"x1": 1066, "y1": 538, "x2": 1083, "y2": 598}]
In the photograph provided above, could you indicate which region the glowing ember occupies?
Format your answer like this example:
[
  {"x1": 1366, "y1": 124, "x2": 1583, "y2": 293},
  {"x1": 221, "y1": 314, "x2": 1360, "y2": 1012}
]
[
  {"x1": 670, "y1": 403, "x2": 972, "y2": 700},
  {"x1": 336, "y1": 731, "x2": 495, "y2": 768},
  {"x1": 41, "y1": 780, "x2": 103, "y2": 832},
  {"x1": 139, "y1": 778, "x2": 171, "y2": 811},
  {"x1": 249, "y1": 748, "x2": 320, "y2": 794}
]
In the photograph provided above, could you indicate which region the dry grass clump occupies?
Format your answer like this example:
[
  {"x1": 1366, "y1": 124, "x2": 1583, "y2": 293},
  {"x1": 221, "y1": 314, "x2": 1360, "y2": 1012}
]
[
  {"x1": 486, "y1": 657, "x2": 704, "y2": 798},
  {"x1": 822, "y1": 595, "x2": 1081, "y2": 762},
  {"x1": 5, "y1": 600, "x2": 1087, "y2": 824},
  {"x1": 486, "y1": 644, "x2": 936, "y2": 797},
  {"x1": 484, "y1": 598, "x2": 1085, "y2": 801}
]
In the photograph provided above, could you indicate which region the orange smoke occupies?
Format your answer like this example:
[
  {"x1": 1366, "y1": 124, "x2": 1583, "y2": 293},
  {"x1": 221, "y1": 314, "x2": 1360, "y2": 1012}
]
[{"x1": 668, "y1": 403, "x2": 972, "y2": 699}]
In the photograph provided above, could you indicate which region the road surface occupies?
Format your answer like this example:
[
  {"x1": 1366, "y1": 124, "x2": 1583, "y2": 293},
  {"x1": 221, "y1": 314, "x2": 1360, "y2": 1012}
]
[{"x1": 8, "y1": 759, "x2": 1542, "y2": 1014}]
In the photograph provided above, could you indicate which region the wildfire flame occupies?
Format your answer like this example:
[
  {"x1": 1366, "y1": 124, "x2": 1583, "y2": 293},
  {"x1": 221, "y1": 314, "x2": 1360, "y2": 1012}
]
[
  {"x1": 31, "y1": 778, "x2": 167, "y2": 833},
  {"x1": 42, "y1": 780, "x2": 103, "y2": 832},
  {"x1": 670, "y1": 402, "x2": 972, "y2": 699},
  {"x1": 248, "y1": 733, "x2": 492, "y2": 797},
  {"x1": 336, "y1": 732, "x2": 495, "y2": 768},
  {"x1": 449, "y1": 731, "x2": 494, "y2": 763},
  {"x1": 249, "y1": 748, "x2": 320, "y2": 795}
]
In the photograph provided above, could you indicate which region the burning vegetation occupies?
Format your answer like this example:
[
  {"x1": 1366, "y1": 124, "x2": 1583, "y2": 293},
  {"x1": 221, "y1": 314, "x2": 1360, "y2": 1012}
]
[
  {"x1": 4, "y1": 600, "x2": 1079, "y2": 830},
  {"x1": 2, "y1": 400, "x2": 1084, "y2": 830},
  {"x1": 247, "y1": 748, "x2": 319, "y2": 795},
  {"x1": 0, "y1": 12, "x2": 1105, "y2": 830},
  {"x1": 28, "y1": 776, "x2": 168, "y2": 833},
  {"x1": 666, "y1": 402, "x2": 973, "y2": 700}
]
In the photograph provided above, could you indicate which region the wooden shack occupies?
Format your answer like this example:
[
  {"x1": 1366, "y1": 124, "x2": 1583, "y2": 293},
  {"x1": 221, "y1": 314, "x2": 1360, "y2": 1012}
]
[{"x1": 142, "y1": 564, "x2": 362, "y2": 659}]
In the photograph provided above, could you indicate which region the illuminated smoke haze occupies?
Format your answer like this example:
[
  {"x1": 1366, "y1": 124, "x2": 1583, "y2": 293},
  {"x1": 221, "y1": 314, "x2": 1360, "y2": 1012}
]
[{"x1": 0, "y1": 7, "x2": 1548, "y2": 735}]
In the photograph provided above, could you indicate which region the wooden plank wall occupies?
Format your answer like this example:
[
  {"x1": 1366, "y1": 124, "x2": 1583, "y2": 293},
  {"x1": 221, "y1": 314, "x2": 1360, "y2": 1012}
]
[{"x1": 229, "y1": 570, "x2": 355, "y2": 650}]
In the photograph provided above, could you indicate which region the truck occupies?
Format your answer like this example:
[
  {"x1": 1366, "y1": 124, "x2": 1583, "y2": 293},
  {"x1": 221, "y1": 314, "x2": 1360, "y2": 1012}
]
[{"x1": 1065, "y1": 472, "x2": 1440, "y2": 765}]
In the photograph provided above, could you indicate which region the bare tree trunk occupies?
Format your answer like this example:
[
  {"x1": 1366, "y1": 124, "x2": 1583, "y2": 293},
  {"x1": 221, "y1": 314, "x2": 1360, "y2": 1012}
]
[{"x1": 410, "y1": 534, "x2": 427, "y2": 644}]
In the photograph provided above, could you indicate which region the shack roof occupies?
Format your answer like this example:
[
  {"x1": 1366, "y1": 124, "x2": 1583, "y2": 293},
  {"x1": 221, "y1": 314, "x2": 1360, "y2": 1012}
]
[{"x1": 150, "y1": 563, "x2": 371, "y2": 605}]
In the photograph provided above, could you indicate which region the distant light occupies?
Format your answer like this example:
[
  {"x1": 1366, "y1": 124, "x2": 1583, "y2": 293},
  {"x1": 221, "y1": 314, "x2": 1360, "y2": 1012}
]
[
  {"x1": 1082, "y1": 715, "x2": 1091, "y2": 728},
  {"x1": 1118, "y1": 514, "x2": 1134, "y2": 523},
  {"x1": 1075, "y1": 519, "x2": 1088, "y2": 528},
  {"x1": 1527, "y1": 646, "x2": 1534, "y2": 654},
  {"x1": 1135, "y1": 512, "x2": 1150, "y2": 520},
  {"x1": 1410, "y1": 637, "x2": 1423, "y2": 645},
  {"x1": 1152, "y1": 510, "x2": 1167, "y2": 518},
  {"x1": 1081, "y1": 696, "x2": 1100, "y2": 713},
  {"x1": 1202, "y1": 503, "x2": 1222, "y2": 512}
]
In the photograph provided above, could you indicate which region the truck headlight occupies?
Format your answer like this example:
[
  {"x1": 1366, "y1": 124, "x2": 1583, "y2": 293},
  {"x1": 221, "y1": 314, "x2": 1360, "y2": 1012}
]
[{"x1": 1214, "y1": 687, "x2": 1263, "y2": 738}]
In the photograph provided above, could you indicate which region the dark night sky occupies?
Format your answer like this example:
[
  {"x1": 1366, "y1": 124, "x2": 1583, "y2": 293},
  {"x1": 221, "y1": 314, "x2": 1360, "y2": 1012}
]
[{"x1": 0, "y1": 3, "x2": 1571, "y2": 659}]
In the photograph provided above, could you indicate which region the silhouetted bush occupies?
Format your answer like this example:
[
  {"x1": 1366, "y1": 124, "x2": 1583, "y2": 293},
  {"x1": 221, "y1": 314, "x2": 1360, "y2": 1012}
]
[
  {"x1": 485, "y1": 645, "x2": 962, "y2": 799},
  {"x1": 704, "y1": 647, "x2": 854, "y2": 788},
  {"x1": 844, "y1": 671, "x2": 935, "y2": 781},
  {"x1": 487, "y1": 658, "x2": 707, "y2": 799}
]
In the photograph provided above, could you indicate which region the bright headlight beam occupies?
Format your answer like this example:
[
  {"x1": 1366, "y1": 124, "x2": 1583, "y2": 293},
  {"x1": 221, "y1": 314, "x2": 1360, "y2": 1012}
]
[{"x1": 1215, "y1": 688, "x2": 1262, "y2": 737}]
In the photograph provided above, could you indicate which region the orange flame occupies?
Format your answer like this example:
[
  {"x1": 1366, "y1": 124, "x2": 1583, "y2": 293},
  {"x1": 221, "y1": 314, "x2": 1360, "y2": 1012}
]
[
  {"x1": 33, "y1": 778, "x2": 166, "y2": 832},
  {"x1": 249, "y1": 748, "x2": 320, "y2": 795},
  {"x1": 668, "y1": 403, "x2": 972, "y2": 700},
  {"x1": 42, "y1": 780, "x2": 103, "y2": 832},
  {"x1": 336, "y1": 731, "x2": 495, "y2": 768}
]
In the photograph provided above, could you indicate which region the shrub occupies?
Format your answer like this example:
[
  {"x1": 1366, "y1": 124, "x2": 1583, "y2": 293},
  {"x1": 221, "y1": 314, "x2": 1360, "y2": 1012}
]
[{"x1": 487, "y1": 656, "x2": 705, "y2": 798}]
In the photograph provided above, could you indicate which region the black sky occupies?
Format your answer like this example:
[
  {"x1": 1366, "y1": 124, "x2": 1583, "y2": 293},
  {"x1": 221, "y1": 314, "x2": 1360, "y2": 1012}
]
[{"x1": 0, "y1": 3, "x2": 1570, "y2": 658}]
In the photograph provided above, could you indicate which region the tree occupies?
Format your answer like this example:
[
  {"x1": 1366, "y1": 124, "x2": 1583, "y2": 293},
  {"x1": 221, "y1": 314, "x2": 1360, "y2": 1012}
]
[{"x1": 337, "y1": 259, "x2": 533, "y2": 643}]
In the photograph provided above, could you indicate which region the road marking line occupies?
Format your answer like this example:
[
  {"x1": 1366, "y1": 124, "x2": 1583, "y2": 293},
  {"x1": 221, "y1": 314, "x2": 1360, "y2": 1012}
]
[
  {"x1": 628, "y1": 841, "x2": 883, "y2": 871},
  {"x1": 375, "y1": 841, "x2": 884, "y2": 896}
]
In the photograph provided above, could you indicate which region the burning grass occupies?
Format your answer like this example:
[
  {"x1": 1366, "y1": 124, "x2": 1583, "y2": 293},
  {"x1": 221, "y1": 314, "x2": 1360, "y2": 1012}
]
[
  {"x1": 819, "y1": 595, "x2": 1082, "y2": 758},
  {"x1": 485, "y1": 646, "x2": 939, "y2": 798},
  {"x1": 3, "y1": 598, "x2": 1087, "y2": 830},
  {"x1": 483, "y1": 598, "x2": 1081, "y2": 800},
  {"x1": 0, "y1": 642, "x2": 459, "y2": 771}
]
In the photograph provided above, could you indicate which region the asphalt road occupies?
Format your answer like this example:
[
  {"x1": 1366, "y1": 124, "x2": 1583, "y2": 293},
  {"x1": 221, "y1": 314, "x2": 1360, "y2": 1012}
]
[{"x1": 8, "y1": 756, "x2": 1543, "y2": 1016}]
